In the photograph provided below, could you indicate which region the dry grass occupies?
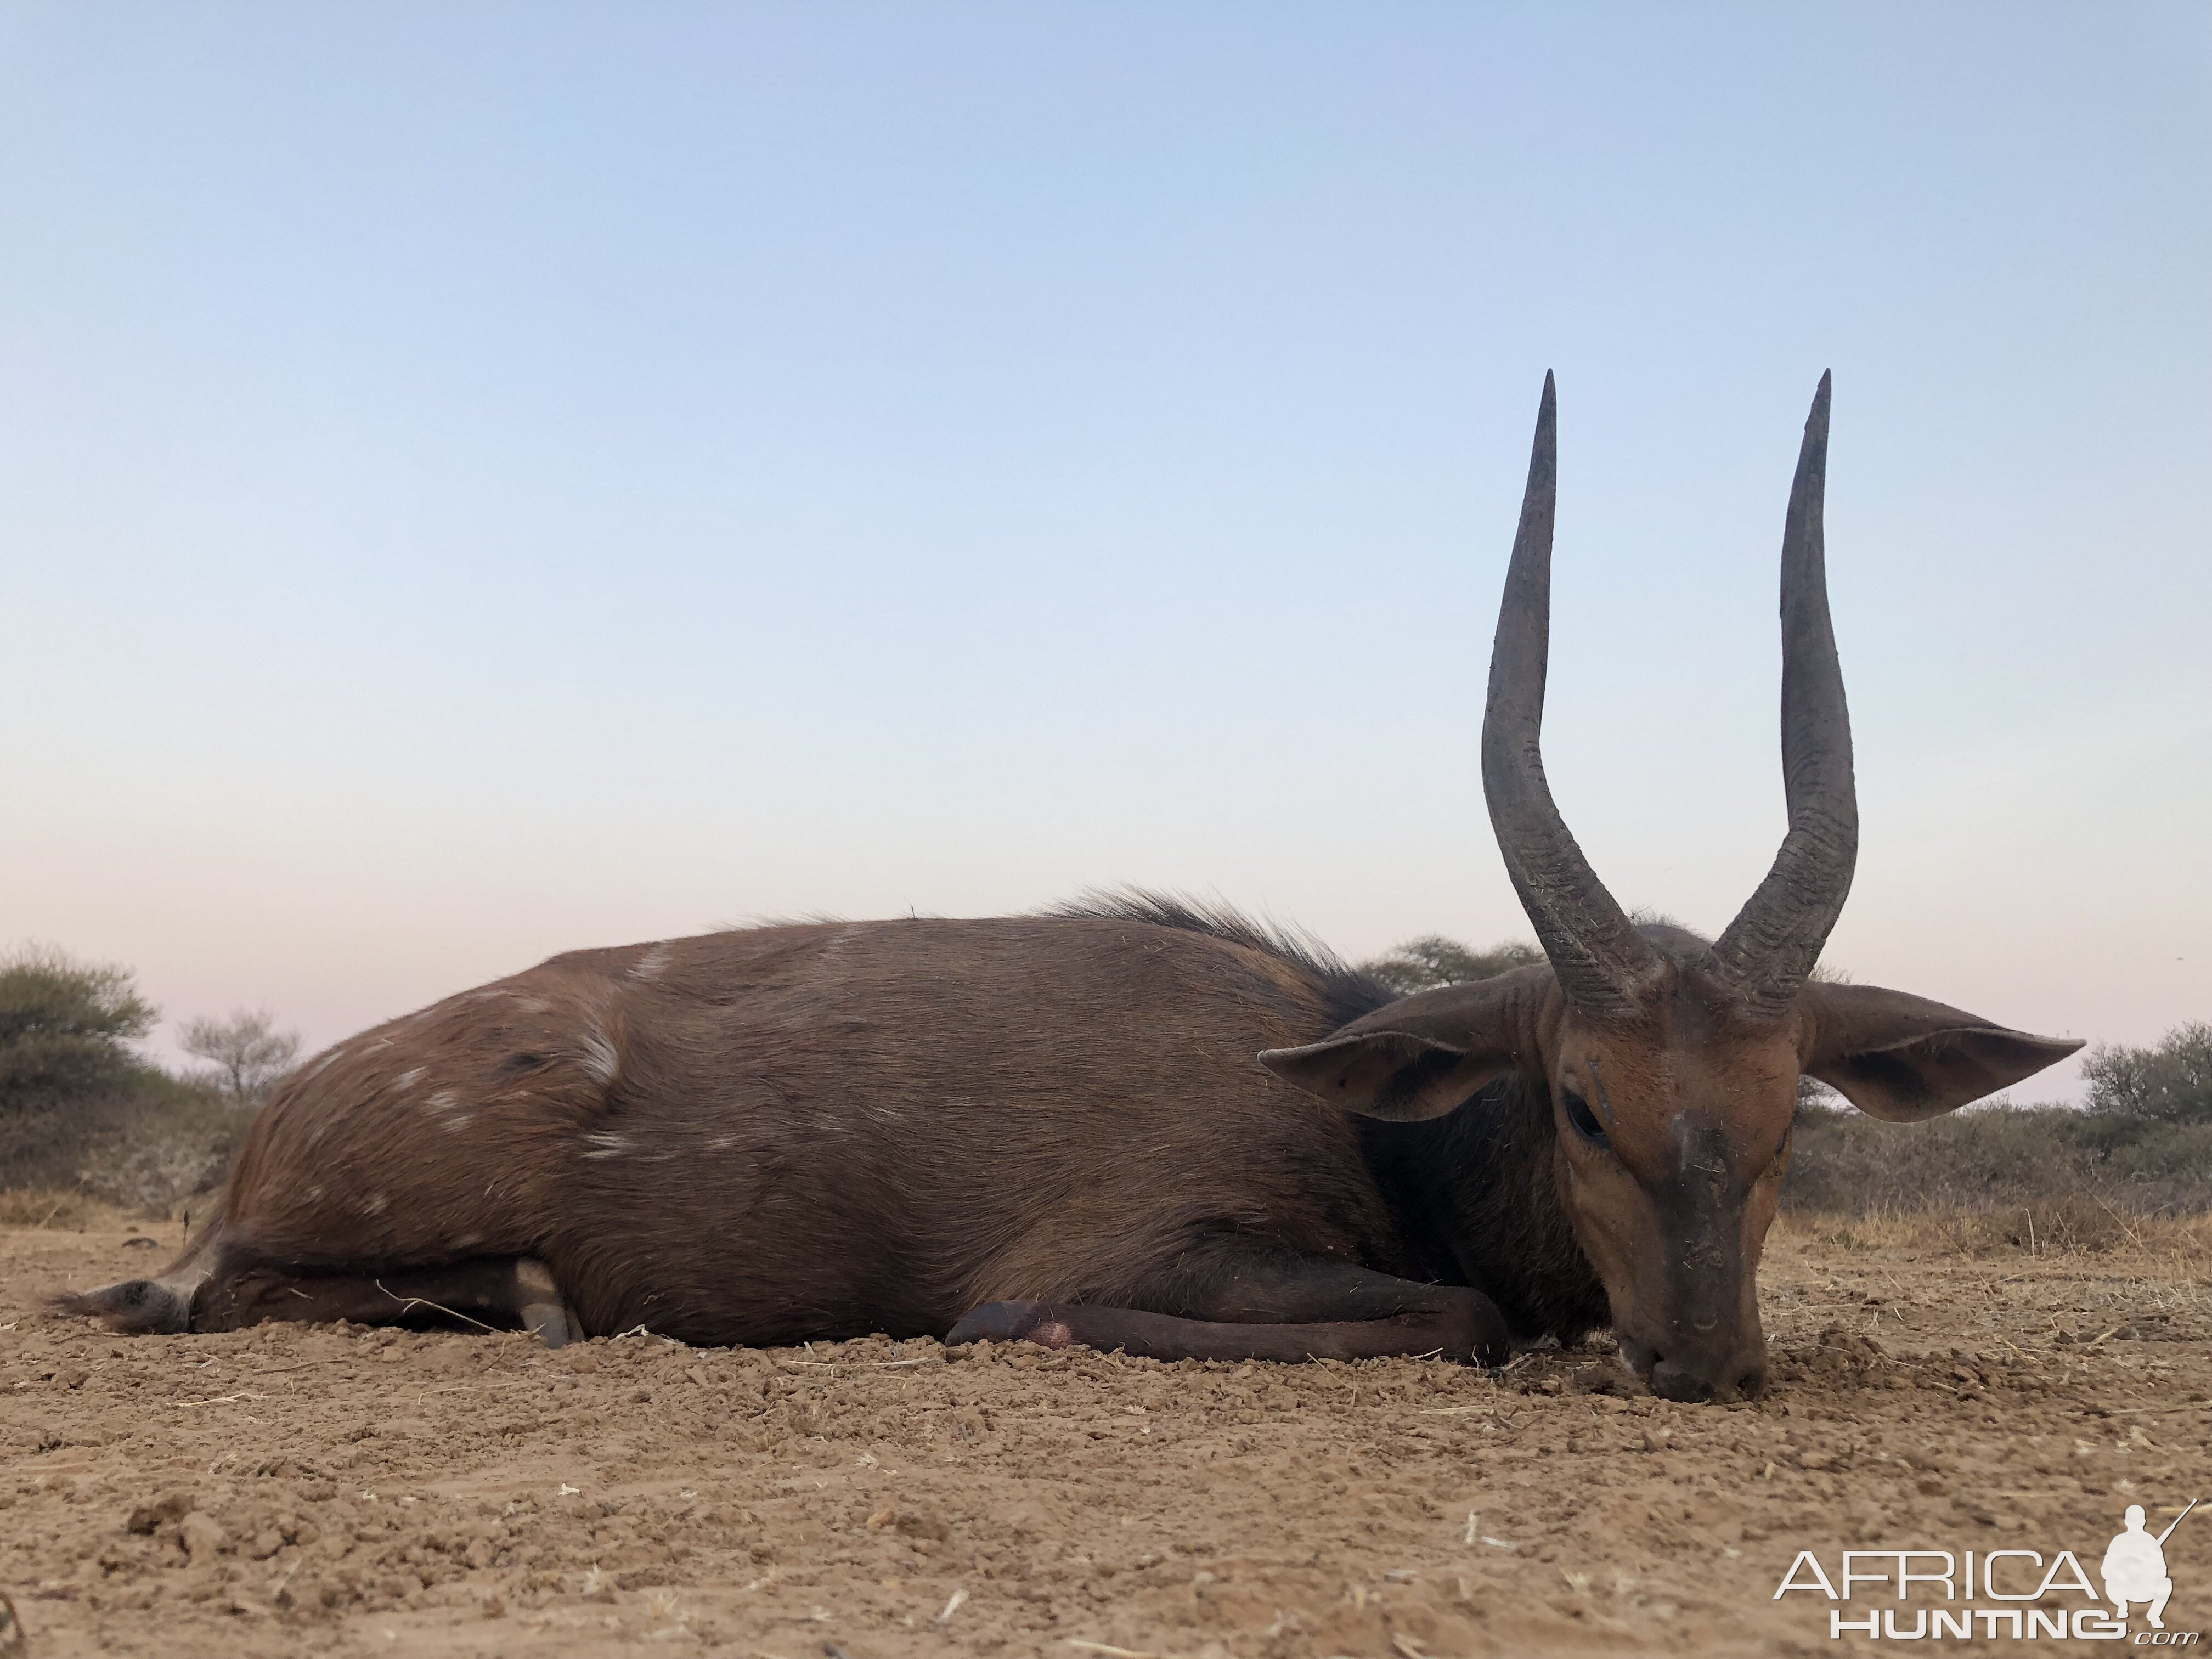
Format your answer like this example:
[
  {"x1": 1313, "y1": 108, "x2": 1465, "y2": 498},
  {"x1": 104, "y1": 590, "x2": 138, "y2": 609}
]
[
  {"x1": 1777, "y1": 1201, "x2": 2212, "y2": 1270},
  {"x1": 0, "y1": 1186, "x2": 125, "y2": 1229},
  {"x1": 1783, "y1": 1100, "x2": 2212, "y2": 1217}
]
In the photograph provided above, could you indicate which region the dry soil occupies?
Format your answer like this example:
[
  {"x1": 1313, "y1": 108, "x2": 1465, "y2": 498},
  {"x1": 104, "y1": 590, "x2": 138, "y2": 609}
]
[{"x1": 2, "y1": 1215, "x2": 2207, "y2": 1657}]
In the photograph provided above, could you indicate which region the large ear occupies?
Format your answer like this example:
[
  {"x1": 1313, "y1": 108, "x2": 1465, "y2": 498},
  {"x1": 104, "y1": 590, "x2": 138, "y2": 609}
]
[
  {"x1": 1259, "y1": 971, "x2": 1540, "y2": 1122},
  {"x1": 1800, "y1": 982, "x2": 2084, "y2": 1122}
]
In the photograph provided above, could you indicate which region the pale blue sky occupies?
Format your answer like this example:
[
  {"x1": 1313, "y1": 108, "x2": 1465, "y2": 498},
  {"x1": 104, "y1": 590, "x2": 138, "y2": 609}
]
[{"x1": 3, "y1": 4, "x2": 2207, "y2": 1097}]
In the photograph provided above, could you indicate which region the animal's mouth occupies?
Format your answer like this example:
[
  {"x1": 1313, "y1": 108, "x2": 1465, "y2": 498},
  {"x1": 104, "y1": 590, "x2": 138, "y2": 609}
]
[{"x1": 1620, "y1": 1336, "x2": 1769, "y2": 1404}]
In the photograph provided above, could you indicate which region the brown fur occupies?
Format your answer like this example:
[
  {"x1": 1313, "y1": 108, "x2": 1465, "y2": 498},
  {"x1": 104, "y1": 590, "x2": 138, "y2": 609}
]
[{"x1": 65, "y1": 906, "x2": 1483, "y2": 1348}]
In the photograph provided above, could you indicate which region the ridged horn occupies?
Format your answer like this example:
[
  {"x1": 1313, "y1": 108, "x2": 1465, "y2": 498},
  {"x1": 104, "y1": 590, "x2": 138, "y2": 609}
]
[
  {"x1": 1711, "y1": 371, "x2": 1858, "y2": 1019},
  {"x1": 1480, "y1": 373, "x2": 1665, "y2": 1019}
]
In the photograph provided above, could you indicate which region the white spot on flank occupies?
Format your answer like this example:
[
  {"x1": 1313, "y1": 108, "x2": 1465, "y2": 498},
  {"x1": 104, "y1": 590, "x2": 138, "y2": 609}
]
[
  {"x1": 582, "y1": 1131, "x2": 631, "y2": 1160},
  {"x1": 306, "y1": 1184, "x2": 325, "y2": 1204},
  {"x1": 705, "y1": 1136, "x2": 737, "y2": 1152},
  {"x1": 631, "y1": 943, "x2": 673, "y2": 980},
  {"x1": 423, "y1": 1088, "x2": 474, "y2": 1131},
  {"x1": 578, "y1": 1031, "x2": 619, "y2": 1086},
  {"x1": 365, "y1": 1193, "x2": 388, "y2": 1215},
  {"x1": 396, "y1": 1068, "x2": 424, "y2": 1092},
  {"x1": 453, "y1": 1234, "x2": 481, "y2": 1251},
  {"x1": 516, "y1": 996, "x2": 549, "y2": 1014}
]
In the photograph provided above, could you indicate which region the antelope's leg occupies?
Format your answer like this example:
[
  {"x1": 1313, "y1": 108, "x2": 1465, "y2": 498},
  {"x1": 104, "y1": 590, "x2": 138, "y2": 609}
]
[
  {"x1": 209, "y1": 1256, "x2": 581, "y2": 1346},
  {"x1": 947, "y1": 1253, "x2": 1509, "y2": 1366}
]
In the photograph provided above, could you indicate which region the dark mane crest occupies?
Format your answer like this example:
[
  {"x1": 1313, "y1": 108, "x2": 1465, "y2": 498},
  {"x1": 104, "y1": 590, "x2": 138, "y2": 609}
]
[{"x1": 1045, "y1": 888, "x2": 1396, "y2": 1029}]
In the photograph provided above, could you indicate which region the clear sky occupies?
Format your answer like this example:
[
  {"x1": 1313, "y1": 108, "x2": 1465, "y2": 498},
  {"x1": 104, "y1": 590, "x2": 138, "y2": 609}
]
[{"x1": 3, "y1": 4, "x2": 2207, "y2": 1099}]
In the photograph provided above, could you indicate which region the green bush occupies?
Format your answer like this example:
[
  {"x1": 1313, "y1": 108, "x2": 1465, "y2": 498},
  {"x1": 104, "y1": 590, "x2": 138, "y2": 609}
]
[
  {"x1": 1359, "y1": 935, "x2": 1542, "y2": 995},
  {"x1": 0, "y1": 945, "x2": 251, "y2": 1204},
  {"x1": 0, "y1": 944, "x2": 156, "y2": 1111}
]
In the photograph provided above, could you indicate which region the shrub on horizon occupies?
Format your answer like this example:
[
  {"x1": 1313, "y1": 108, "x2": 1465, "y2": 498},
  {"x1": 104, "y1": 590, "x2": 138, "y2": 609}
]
[
  {"x1": 1359, "y1": 934, "x2": 1543, "y2": 995},
  {"x1": 2083, "y1": 1022, "x2": 2212, "y2": 1125}
]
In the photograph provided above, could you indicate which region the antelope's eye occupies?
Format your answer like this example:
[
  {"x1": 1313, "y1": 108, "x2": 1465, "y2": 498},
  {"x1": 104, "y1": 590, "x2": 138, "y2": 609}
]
[{"x1": 1562, "y1": 1087, "x2": 1608, "y2": 1149}]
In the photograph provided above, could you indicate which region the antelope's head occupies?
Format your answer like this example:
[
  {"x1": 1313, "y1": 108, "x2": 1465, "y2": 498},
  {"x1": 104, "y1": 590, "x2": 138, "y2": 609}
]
[{"x1": 1266, "y1": 375, "x2": 2080, "y2": 1402}]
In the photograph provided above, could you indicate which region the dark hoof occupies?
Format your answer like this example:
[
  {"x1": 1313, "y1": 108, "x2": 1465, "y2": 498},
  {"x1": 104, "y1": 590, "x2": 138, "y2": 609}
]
[{"x1": 50, "y1": 1279, "x2": 192, "y2": 1335}]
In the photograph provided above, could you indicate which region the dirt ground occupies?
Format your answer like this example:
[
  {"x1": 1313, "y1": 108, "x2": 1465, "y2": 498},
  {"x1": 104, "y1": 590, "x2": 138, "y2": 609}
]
[{"x1": 2, "y1": 1215, "x2": 2207, "y2": 1658}]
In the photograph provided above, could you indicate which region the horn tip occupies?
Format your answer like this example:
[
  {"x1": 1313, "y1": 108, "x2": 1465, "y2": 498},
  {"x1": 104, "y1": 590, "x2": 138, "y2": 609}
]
[
  {"x1": 1805, "y1": 371, "x2": 1832, "y2": 441},
  {"x1": 1526, "y1": 373, "x2": 1558, "y2": 462}
]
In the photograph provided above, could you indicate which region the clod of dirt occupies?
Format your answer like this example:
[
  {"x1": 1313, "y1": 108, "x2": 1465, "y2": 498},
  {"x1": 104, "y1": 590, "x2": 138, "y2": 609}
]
[
  {"x1": 125, "y1": 1492, "x2": 191, "y2": 1534},
  {"x1": 1573, "y1": 1365, "x2": 1633, "y2": 1395},
  {"x1": 178, "y1": 1511, "x2": 227, "y2": 1564}
]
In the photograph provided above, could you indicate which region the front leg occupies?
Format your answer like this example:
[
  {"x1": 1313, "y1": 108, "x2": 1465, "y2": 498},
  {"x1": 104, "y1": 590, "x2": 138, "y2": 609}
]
[{"x1": 946, "y1": 1251, "x2": 1508, "y2": 1366}]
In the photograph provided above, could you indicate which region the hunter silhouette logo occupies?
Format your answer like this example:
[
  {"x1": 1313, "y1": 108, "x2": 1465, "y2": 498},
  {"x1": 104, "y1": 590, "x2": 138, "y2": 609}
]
[
  {"x1": 2107, "y1": 1499, "x2": 2196, "y2": 1632},
  {"x1": 1774, "y1": 1496, "x2": 2201, "y2": 1641}
]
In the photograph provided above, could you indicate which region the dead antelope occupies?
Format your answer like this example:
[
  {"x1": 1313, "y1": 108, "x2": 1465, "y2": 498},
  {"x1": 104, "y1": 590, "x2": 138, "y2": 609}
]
[{"x1": 63, "y1": 374, "x2": 2077, "y2": 1401}]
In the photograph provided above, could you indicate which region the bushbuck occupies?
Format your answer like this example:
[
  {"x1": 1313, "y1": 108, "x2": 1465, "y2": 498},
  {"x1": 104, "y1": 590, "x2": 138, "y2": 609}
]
[{"x1": 63, "y1": 375, "x2": 2078, "y2": 1401}]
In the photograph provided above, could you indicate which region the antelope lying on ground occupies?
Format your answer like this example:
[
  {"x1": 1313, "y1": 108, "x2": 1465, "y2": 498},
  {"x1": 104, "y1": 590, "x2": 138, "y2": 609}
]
[{"x1": 63, "y1": 375, "x2": 2077, "y2": 1401}]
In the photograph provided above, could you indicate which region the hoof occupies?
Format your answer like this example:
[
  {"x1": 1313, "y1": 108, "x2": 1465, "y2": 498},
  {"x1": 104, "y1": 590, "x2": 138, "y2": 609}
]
[
  {"x1": 514, "y1": 1259, "x2": 577, "y2": 1348},
  {"x1": 51, "y1": 1278, "x2": 193, "y2": 1335},
  {"x1": 521, "y1": 1303, "x2": 572, "y2": 1348}
]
